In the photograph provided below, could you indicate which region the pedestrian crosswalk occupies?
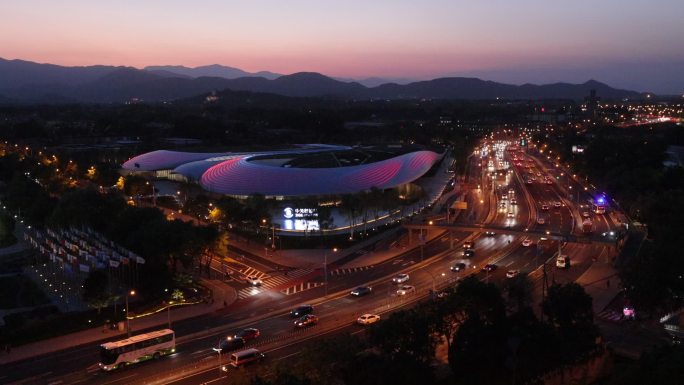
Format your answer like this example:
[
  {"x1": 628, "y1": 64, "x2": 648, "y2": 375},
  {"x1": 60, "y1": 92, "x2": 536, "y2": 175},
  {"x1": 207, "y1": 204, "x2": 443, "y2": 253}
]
[
  {"x1": 329, "y1": 265, "x2": 374, "y2": 276},
  {"x1": 238, "y1": 266, "x2": 270, "y2": 280},
  {"x1": 236, "y1": 269, "x2": 314, "y2": 299},
  {"x1": 280, "y1": 282, "x2": 324, "y2": 295}
]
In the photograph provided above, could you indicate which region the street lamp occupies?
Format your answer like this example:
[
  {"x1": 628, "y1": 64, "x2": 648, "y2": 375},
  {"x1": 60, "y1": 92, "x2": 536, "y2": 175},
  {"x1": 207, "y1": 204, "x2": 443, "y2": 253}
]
[
  {"x1": 324, "y1": 247, "x2": 337, "y2": 296},
  {"x1": 125, "y1": 289, "x2": 135, "y2": 337}
]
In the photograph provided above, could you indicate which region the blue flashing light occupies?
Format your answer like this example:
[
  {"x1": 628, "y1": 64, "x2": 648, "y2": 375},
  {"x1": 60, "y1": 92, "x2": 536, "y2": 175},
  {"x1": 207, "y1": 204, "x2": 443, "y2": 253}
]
[{"x1": 597, "y1": 197, "x2": 605, "y2": 204}]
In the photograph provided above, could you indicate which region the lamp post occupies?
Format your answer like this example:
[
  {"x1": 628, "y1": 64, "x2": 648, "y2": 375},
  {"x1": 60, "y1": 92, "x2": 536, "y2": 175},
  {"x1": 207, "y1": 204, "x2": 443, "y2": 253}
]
[
  {"x1": 125, "y1": 289, "x2": 135, "y2": 337},
  {"x1": 217, "y1": 337, "x2": 223, "y2": 375},
  {"x1": 324, "y1": 247, "x2": 337, "y2": 296},
  {"x1": 164, "y1": 288, "x2": 171, "y2": 329}
]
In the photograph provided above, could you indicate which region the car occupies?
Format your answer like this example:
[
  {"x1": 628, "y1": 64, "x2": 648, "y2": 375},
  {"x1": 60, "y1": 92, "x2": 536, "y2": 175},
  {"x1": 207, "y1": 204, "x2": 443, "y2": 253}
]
[
  {"x1": 506, "y1": 270, "x2": 520, "y2": 278},
  {"x1": 522, "y1": 239, "x2": 533, "y2": 247},
  {"x1": 357, "y1": 314, "x2": 381, "y2": 325},
  {"x1": 554, "y1": 202, "x2": 562, "y2": 208},
  {"x1": 582, "y1": 211, "x2": 591, "y2": 218},
  {"x1": 234, "y1": 328, "x2": 260, "y2": 341},
  {"x1": 396, "y1": 285, "x2": 416, "y2": 296},
  {"x1": 508, "y1": 189, "x2": 515, "y2": 195},
  {"x1": 536, "y1": 172, "x2": 542, "y2": 177},
  {"x1": 537, "y1": 218, "x2": 545, "y2": 225},
  {"x1": 507, "y1": 212, "x2": 515, "y2": 218},
  {"x1": 463, "y1": 249, "x2": 475, "y2": 258},
  {"x1": 451, "y1": 262, "x2": 467, "y2": 272},
  {"x1": 510, "y1": 198, "x2": 517, "y2": 205},
  {"x1": 500, "y1": 195, "x2": 508, "y2": 201},
  {"x1": 526, "y1": 179, "x2": 533, "y2": 185},
  {"x1": 294, "y1": 314, "x2": 319, "y2": 328},
  {"x1": 213, "y1": 336, "x2": 246, "y2": 353},
  {"x1": 482, "y1": 264, "x2": 497, "y2": 272},
  {"x1": 247, "y1": 275, "x2": 263, "y2": 286},
  {"x1": 484, "y1": 230, "x2": 496, "y2": 236},
  {"x1": 350, "y1": 286, "x2": 372, "y2": 296},
  {"x1": 541, "y1": 204, "x2": 549, "y2": 211},
  {"x1": 463, "y1": 241, "x2": 474, "y2": 249},
  {"x1": 546, "y1": 179, "x2": 554, "y2": 185},
  {"x1": 290, "y1": 305, "x2": 314, "y2": 317},
  {"x1": 392, "y1": 273, "x2": 410, "y2": 284}
]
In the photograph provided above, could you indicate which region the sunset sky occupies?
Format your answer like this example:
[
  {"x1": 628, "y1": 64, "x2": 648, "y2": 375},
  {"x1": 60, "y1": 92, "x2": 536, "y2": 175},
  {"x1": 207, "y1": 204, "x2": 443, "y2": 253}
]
[{"x1": 2, "y1": 0, "x2": 683, "y2": 92}]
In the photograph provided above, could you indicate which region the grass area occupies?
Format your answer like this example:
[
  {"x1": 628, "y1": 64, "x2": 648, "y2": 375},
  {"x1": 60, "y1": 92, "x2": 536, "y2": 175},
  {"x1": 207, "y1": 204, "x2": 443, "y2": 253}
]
[
  {"x1": 0, "y1": 306, "x2": 118, "y2": 347},
  {"x1": 0, "y1": 274, "x2": 211, "y2": 348},
  {"x1": 0, "y1": 249, "x2": 33, "y2": 274},
  {"x1": 0, "y1": 274, "x2": 49, "y2": 309},
  {"x1": 0, "y1": 212, "x2": 16, "y2": 247}
]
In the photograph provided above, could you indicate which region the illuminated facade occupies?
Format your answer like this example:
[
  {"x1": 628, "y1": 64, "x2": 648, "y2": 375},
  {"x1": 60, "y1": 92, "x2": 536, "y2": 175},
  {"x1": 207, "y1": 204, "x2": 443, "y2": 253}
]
[{"x1": 122, "y1": 144, "x2": 444, "y2": 199}]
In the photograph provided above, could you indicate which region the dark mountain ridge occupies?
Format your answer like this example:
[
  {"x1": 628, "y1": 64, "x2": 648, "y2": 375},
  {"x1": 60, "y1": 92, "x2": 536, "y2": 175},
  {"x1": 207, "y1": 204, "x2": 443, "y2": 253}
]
[{"x1": 0, "y1": 57, "x2": 645, "y2": 103}]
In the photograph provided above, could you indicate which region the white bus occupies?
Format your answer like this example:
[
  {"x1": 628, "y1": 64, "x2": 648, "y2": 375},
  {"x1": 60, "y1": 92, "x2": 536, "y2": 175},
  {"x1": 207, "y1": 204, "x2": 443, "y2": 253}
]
[{"x1": 99, "y1": 329, "x2": 175, "y2": 371}]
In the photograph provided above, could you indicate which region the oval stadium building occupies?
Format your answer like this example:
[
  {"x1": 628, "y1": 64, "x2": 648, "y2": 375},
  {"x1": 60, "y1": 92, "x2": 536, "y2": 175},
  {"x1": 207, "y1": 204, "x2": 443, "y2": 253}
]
[{"x1": 122, "y1": 144, "x2": 445, "y2": 199}]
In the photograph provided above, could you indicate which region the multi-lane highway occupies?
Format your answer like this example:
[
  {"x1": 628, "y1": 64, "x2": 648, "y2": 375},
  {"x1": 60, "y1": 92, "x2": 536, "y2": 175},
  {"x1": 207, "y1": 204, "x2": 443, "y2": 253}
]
[{"x1": 2, "y1": 138, "x2": 618, "y2": 385}]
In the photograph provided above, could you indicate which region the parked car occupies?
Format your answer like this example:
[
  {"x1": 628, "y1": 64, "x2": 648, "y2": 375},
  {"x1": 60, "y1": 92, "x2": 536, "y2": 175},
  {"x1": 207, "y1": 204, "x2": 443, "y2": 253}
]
[
  {"x1": 290, "y1": 305, "x2": 314, "y2": 317},
  {"x1": 350, "y1": 286, "x2": 372, "y2": 296},
  {"x1": 392, "y1": 273, "x2": 410, "y2": 284},
  {"x1": 396, "y1": 285, "x2": 416, "y2": 296},
  {"x1": 357, "y1": 314, "x2": 381, "y2": 325},
  {"x1": 451, "y1": 262, "x2": 467, "y2": 272},
  {"x1": 294, "y1": 314, "x2": 319, "y2": 328}
]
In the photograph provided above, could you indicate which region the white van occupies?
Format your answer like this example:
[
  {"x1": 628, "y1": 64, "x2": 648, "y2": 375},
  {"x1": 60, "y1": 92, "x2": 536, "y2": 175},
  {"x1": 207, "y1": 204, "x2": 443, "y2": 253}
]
[
  {"x1": 228, "y1": 348, "x2": 264, "y2": 368},
  {"x1": 556, "y1": 255, "x2": 570, "y2": 269}
]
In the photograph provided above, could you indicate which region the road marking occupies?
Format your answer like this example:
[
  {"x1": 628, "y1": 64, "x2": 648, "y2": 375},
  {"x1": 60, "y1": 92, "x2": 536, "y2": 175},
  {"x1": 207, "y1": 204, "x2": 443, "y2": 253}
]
[
  {"x1": 274, "y1": 351, "x2": 301, "y2": 361},
  {"x1": 99, "y1": 373, "x2": 137, "y2": 385},
  {"x1": 203, "y1": 377, "x2": 226, "y2": 385}
]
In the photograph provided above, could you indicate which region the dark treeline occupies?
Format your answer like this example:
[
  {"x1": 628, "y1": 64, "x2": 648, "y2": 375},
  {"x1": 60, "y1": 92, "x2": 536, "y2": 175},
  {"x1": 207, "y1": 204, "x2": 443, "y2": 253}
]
[
  {"x1": 0, "y1": 154, "x2": 218, "y2": 299},
  {"x1": 534, "y1": 122, "x2": 684, "y2": 314},
  {"x1": 0, "y1": 95, "x2": 541, "y2": 148}
]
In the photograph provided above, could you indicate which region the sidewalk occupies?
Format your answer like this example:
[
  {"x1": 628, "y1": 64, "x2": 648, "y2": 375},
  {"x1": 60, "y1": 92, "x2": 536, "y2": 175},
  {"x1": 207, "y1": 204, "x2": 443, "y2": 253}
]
[
  {"x1": 227, "y1": 222, "x2": 447, "y2": 271},
  {"x1": 576, "y1": 257, "x2": 621, "y2": 315},
  {"x1": 0, "y1": 279, "x2": 237, "y2": 365}
]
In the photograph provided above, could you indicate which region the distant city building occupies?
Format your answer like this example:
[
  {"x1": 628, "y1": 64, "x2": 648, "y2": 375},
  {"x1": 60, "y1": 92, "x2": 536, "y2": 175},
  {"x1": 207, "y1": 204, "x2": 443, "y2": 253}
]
[{"x1": 585, "y1": 89, "x2": 600, "y2": 118}]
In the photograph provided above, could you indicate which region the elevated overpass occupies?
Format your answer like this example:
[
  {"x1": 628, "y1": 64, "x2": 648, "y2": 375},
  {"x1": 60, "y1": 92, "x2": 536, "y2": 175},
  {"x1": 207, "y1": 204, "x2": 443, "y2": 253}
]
[{"x1": 403, "y1": 222, "x2": 620, "y2": 246}]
